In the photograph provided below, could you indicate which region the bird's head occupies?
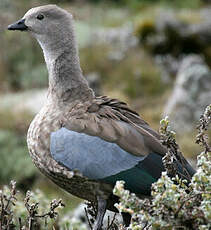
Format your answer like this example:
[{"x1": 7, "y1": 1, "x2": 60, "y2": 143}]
[{"x1": 8, "y1": 5, "x2": 74, "y2": 51}]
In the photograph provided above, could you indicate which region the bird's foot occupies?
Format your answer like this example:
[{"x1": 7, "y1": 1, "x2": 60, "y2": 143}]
[
  {"x1": 122, "y1": 212, "x2": 131, "y2": 227},
  {"x1": 93, "y1": 196, "x2": 107, "y2": 230}
]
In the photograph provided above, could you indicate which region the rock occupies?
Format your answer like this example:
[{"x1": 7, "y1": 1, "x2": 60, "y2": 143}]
[
  {"x1": 164, "y1": 55, "x2": 211, "y2": 132},
  {"x1": 136, "y1": 9, "x2": 211, "y2": 66},
  {"x1": 155, "y1": 54, "x2": 181, "y2": 80},
  {"x1": 91, "y1": 24, "x2": 138, "y2": 61},
  {"x1": 188, "y1": 21, "x2": 211, "y2": 44},
  {"x1": 0, "y1": 74, "x2": 101, "y2": 114},
  {"x1": 92, "y1": 24, "x2": 137, "y2": 49},
  {"x1": 0, "y1": 89, "x2": 47, "y2": 114}
]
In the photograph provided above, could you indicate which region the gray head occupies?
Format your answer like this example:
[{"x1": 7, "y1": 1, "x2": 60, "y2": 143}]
[
  {"x1": 8, "y1": 5, "x2": 75, "y2": 52},
  {"x1": 8, "y1": 5, "x2": 94, "y2": 102}
]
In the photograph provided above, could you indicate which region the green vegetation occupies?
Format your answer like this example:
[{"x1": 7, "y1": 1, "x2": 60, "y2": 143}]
[
  {"x1": 0, "y1": 108, "x2": 36, "y2": 187},
  {"x1": 2, "y1": 32, "x2": 48, "y2": 91},
  {"x1": 80, "y1": 45, "x2": 166, "y2": 99},
  {"x1": 89, "y1": 0, "x2": 203, "y2": 9},
  {"x1": 0, "y1": 130, "x2": 36, "y2": 186}
]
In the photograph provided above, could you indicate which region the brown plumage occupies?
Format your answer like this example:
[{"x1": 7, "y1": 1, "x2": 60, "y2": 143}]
[
  {"x1": 62, "y1": 95, "x2": 167, "y2": 157},
  {"x1": 8, "y1": 5, "x2": 195, "y2": 230}
]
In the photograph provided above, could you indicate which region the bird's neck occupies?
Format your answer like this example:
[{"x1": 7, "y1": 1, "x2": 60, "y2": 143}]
[{"x1": 39, "y1": 33, "x2": 94, "y2": 104}]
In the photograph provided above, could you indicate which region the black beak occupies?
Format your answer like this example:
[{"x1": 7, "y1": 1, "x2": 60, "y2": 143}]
[{"x1": 8, "y1": 18, "x2": 28, "y2": 31}]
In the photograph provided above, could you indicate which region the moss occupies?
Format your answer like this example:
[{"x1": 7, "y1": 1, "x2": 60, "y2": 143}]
[
  {"x1": 178, "y1": 10, "x2": 202, "y2": 24},
  {"x1": 134, "y1": 18, "x2": 156, "y2": 42},
  {"x1": 164, "y1": 0, "x2": 202, "y2": 9},
  {"x1": 80, "y1": 44, "x2": 111, "y2": 75},
  {"x1": 0, "y1": 109, "x2": 33, "y2": 134},
  {"x1": 115, "y1": 49, "x2": 165, "y2": 98},
  {"x1": 80, "y1": 42, "x2": 166, "y2": 99}
]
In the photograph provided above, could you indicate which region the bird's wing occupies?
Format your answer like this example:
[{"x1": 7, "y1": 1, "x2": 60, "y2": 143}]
[
  {"x1": 50, "y1": 127, "x2": 164, "y2": 195},
  {"x1": 62, "y1": 96, "x2": 167, "y2": 157},
  {"x1": 50, "y1": 96, "x2": 194, "y2": 193}
]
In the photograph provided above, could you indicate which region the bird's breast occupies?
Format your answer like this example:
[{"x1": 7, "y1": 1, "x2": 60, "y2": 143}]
[
  {"x1": 26, "y1": 105, "x2": 112, "y2": 202},
  {"x1": 27, "y1": 106, "x2": 61, "y2": 164}
]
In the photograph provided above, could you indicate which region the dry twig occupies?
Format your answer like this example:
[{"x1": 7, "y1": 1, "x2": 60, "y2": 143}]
[
  {"x1": 160, "y1": 117, "x2": 193, "y2": 181},
  {"x1": 24, "y1": 191, "x2": 65, "y2": 229},
  {"x1": 0, "y1": 181, "x2": 17, "y2": 230},
  {"x1": 196, "y1": 104, "x2": 211, "y2": 153}
]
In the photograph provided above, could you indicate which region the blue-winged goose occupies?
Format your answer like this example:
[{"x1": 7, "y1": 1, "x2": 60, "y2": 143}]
[{"x1": 8, "y1": 5, "x2": 195, "y2": 230}]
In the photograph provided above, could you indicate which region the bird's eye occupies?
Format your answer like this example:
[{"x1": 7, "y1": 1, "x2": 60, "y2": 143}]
[{"x1": 37, "y1": 14, "x2": 44, "y2": 20}]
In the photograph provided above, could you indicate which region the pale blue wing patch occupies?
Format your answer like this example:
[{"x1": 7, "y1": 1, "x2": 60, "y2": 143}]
[{"x1": 50, "y1": 127, "x2": 145, "y2": 180}]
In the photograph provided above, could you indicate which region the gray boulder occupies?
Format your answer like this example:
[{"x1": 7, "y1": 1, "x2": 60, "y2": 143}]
[
  {"x1": 137, "y1": 8, "x2": 211, "y2": 67},
  {"x1": 164, "y1": 55, "x2": 211, "y2": 132}
]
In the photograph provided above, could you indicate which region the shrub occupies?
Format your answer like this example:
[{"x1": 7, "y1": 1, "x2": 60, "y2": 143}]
[
  {"x1": 114, "y1": 104, "x2": 211, "y2": 229},
  {"x1": 0, "y1": 182, "x2": 65, "y2": 229}
]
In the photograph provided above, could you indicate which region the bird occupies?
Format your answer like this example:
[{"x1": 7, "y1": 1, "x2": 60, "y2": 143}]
[{"x1": 8, "y1": 5, "x2": 195, "y2": 230}]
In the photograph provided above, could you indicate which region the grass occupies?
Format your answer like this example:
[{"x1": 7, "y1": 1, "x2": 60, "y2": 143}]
[
  {"x1": 115, "y1": 0, "x2": 203, "y2": 10},
  {"x1": 0, "y1": 108, "x2": 32, "y2": 134},
  {"x1": 80, "y1": 43, "x2": 168, "y2": 99},
  {"x1": 0, "y1": 130, "x2": 36, "y2": 186}
]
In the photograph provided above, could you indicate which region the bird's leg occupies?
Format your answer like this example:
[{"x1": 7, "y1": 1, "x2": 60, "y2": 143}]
[
  {"x1": 93, "y1": 196, "x2": 107, "y2": 230},
  {"x1": 122, "y1": 212, "x2": 131, "y2": 227}
]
